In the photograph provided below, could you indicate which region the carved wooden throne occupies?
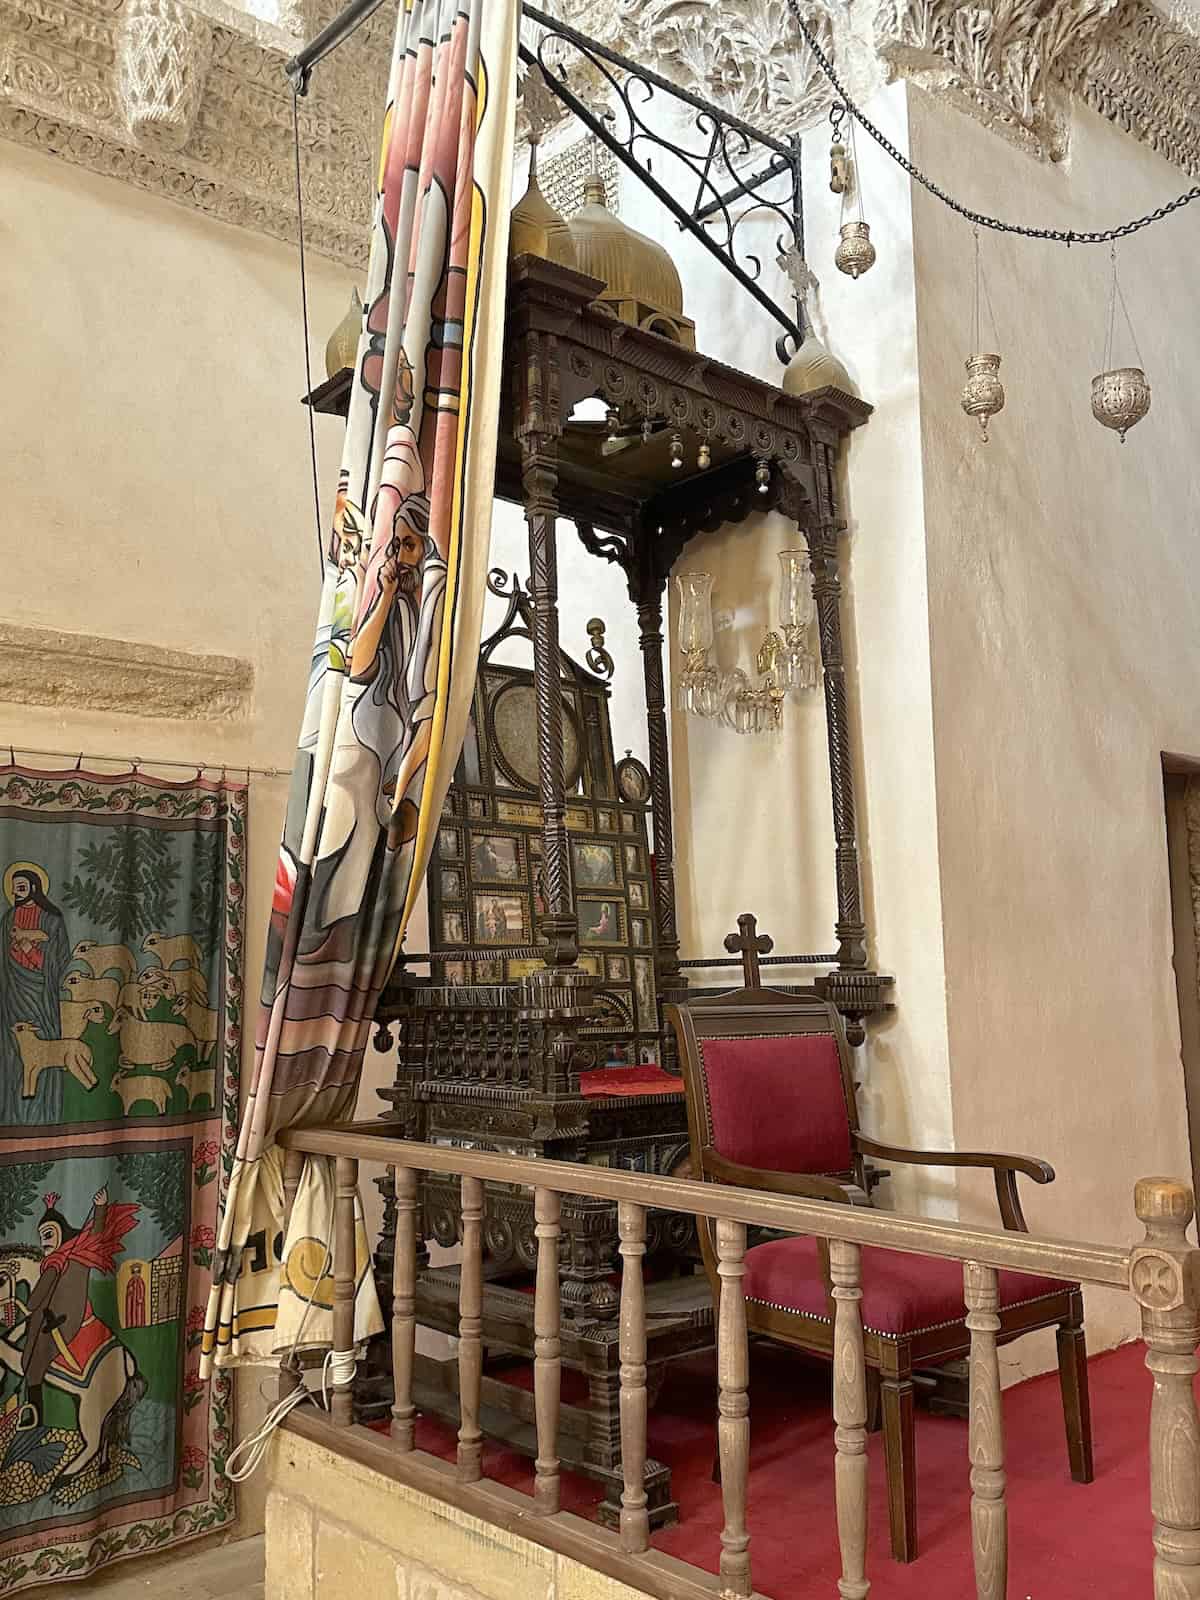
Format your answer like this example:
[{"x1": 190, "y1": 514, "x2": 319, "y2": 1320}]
[
  {"x1": 362, "y1": 574, "x2": 709, "y2": 1527},
  {"x1": 308, "y1": 253, "x2": 895, "y2": 1526}
]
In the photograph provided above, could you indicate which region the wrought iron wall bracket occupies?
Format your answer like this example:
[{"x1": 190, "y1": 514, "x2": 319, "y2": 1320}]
[
  {"x1": 283, "y1": 0, "x2": 807, "y2": 354},
  {"x1": 519, "y1": 5, "x2": 805, "y2": 350}
]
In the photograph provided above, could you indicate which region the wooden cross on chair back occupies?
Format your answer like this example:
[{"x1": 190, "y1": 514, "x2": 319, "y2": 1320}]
[
  {"x1": 667, "y1": 914, "x2": 869, "y2": 1201},
  {"x1": 723, "y1": 912, "x2": 774, "y2": 990}
]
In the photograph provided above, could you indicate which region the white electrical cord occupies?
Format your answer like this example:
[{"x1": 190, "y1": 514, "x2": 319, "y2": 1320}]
[
  {"x1": 225, "y1": 1223, "x2": 361, "y2": 1482},
  {"x1": 225, "y1": 1380, "x2": 315, "y2": 1482}
]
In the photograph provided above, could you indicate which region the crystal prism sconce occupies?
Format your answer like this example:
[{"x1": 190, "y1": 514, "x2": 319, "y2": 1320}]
[{"x1": 674, "y1": 551, "x2": 819, "y2": 735}]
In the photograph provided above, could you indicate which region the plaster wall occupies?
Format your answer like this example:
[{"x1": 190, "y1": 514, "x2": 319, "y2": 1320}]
[
  {"x1": 0, "y1": 136, "x2": 366, "y2": 1534},
  {"x1": 909, "y1": 88, "x2": 1199, "y2": 1357},
  {"x1": 618, "y1": 86, "x2": 956, "y2": 1204}
]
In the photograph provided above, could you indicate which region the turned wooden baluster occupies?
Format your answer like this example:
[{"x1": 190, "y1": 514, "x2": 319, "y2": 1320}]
[
  {"x1": 1132, "y1": 1177, "x2": 1200, "y2": 1599},
  {"x1": 457, "y1": 1174, "x2": 484, "y2": 1480},
  {"x1": 618, "y1": 1201, "x2": 650, "y2": 1552},
  {"x1": 716, "y1": 1216, "x2": 751, "y2": 1597},
  {"x1": 534, "y1": 1187, "x2": 562, "y2": 1513},
  {"x1": 831, "y1": 1238, "x2": 870, "y2": 1600},
  {"x1": 964, "y1": 1261, "x2": 1007, "y2": 1600},
  {"x1": 283, "y1": 1147, "x2": 304, "y2": 1227},
  {"x1": 390, "y1": 1164, "x2": 418, "y2": 1451},
  {"x1": 278, "y1": 1148, "x2": 305, "y2": 1402},
  {"x1": 331, "y1": 1155, "x2": 358, "y2": 1426}
]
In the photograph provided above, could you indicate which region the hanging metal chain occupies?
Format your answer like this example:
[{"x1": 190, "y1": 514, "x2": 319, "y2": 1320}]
[
  {"x1": 1102, "y1": 245, "x2": 1146, "y2": 369},
  {"x1": 787, "y1": 0, "x2": 1200, "y2": 245}
]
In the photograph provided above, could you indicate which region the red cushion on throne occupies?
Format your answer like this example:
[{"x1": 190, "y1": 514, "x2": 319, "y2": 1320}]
[{"x1": 697, "y1": 1033, "x2": 853, "y2": 1174}]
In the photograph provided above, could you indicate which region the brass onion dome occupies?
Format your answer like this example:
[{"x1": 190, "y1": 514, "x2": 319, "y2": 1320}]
[
  {"x1": 781, "y1": 329, "x2": 858, "y2": 398},
  {"x1": 567, "y1": 174, "x2": 684, "y2": 317},
  {"x1": 324, "y1": 286, "x2": 363, "y2": 379},
  {"x1": 509, "y1": 148, "x2": 577, "y2": 268}
]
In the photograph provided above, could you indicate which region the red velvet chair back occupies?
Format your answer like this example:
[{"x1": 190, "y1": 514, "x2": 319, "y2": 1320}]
[
  {"x1": 695, "y1": 1032, "x2": 853, "y2": 1174},
  {"x1": 668, "y1": 990, "x2": 858, "y2": 1180}
]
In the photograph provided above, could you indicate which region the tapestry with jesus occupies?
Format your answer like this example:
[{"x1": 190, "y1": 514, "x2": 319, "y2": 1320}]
[{"x1": 0, "y1": 763, "x2": 244, "y2": 1591}]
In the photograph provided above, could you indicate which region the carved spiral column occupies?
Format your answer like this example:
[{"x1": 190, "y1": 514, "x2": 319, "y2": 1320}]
[
  {"x1": 634, "y1": 588, "x2": 681, "y2": 980},
  {"x1": 804, "y1": 518, "x2": 867, "y2": 970},
  {"x1": 521, "y1": 430, "x2": 577, "y2": 967}
]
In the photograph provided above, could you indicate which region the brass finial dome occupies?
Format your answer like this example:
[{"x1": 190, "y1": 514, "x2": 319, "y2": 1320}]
[
  {"x1": 781, "y1": 329, "x2": 858, "y2": 399},
  {"x1": 568, "y1": 172, "x2": 683, "y2": 315},
  {"x1": 509, "y1": 147, "x2": 577, "y2": 268},
  {"x1": 567, "y1": 171, "x2": 694, "y2": 346},
  {"x1": 325, "y1": 286, "x2": 363, "y2": 379}
]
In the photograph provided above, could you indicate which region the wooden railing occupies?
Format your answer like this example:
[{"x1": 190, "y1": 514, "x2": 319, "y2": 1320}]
[{"x1": 276, "y1": 1124, "x2": 1200, "y2": 1600}]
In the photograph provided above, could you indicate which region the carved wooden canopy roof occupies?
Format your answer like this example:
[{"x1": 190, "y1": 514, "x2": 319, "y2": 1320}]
[
  {"x1": 498, "y1": 255, "x2": 871, "y2": 601},
  {"x1": 308, "y1": 253, "x2": 871, "y2": 602}
]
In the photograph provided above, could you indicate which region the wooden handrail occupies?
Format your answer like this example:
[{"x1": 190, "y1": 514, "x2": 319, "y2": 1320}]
[
  {"x1": 276, "y1": 1127, "x2": 1200, "y2": 1600},
  {"x1": 278, "y1": 1122, "x2": 1132, "y2": 1288}
]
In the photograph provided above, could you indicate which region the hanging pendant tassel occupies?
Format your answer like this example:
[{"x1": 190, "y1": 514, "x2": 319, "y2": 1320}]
[{"x1": 961, "y1": 227, "x2": 1005, "y2": 443}]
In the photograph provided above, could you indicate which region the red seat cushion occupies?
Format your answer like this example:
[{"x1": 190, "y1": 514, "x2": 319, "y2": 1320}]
[
  {"x1": 742, "y1": 1236, "x2": 1073, "y2": 1338},
  {"x1": 698, "y1": 1034, "x2": 852, "y2": 1174}
]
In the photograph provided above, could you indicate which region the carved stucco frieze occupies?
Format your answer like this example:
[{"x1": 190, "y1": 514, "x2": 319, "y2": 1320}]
[
  {"x1": 539, "y1": 0, "x2": 1200, "y2": 172},
  {"x1": 1070, "y1": 0, "x2": 1200, "y2": 178},
  {"x1": 0, "y1": 0, "x2": 387, "y2": 264},
  {"x1": 874, "y1": 0, "x2": 1200, "y2": 173},
  {"x1": 1, "y1": 0, "x2": 1197, "y2": 263},
  {"x1": 523, "y1": 0, "x2": 850, "y2": 142},
  {"x1": 876, "y1": 0, "x2": 1123, "y2": 162},
  {"x1": 0, "y1": 623, "x2": 253, "y2": 719}
]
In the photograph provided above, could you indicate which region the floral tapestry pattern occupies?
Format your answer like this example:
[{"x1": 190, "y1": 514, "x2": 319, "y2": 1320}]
[{"x1": 0, "y1": 763, "x2": 243, "y2": 1591}]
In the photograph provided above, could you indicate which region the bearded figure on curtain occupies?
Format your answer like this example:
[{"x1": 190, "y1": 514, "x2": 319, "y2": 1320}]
[
  {"x1": 202, "y1": 0, "x2": 519, "y2": 1368},
  {"x1": 0, "y1": 864, "x2": 72, "y2": 1125},
  {"x1": 311, "y1": 474, "x2": 447, "y2": 951}
]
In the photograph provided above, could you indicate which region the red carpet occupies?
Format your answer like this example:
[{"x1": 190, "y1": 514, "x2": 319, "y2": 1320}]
[{"x1": 404, "y1": 1340, "x2": 1156, "y2": 1597}]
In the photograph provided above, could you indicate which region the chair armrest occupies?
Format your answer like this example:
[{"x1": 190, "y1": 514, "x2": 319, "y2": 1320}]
[
  {"x1": 852, "y1": 1135, "x2": 1055, "y2": 1232},
  {"x1": 703, "y1": 1150, "x2": 856, "y2": 1205}
]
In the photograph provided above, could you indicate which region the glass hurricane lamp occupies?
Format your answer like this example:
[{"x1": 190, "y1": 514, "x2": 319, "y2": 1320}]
[
  {"x1": 777, "y1": 548, "x2": 818, "y2": 696},
  {"x1": 675, "y1": 572, "x2": 721, "y2": 717}
]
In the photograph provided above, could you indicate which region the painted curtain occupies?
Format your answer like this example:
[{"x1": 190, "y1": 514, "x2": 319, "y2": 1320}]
[
  {"x1": 0, "y1": 764, "x2": 244, "y2": 1591},
  {"x1": 203, "y1": 0, "x2": 519, "y2": 1367}
]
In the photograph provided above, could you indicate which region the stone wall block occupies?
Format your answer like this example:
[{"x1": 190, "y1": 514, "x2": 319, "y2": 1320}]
[
  {"x1": 265, "y1": 1493, "x2": 315, "y2": 1600},
  {"x1": 0, "y1": 623, "x2": 252, "y2": 721},
  {"x1": 315, "y1": 1523, "x2": 404, "y2": 1597},
  {"x1": 269, "y1": 1436, "x2": 555, "y2": 1600}
]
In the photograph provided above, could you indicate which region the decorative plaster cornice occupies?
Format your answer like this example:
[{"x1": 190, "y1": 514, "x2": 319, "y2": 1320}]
[
  {"x1": 878, "y1": 0, "x2": 1200, "y2": 174},
  {"x1": 1, "y1": 0, "x2": 1196, "y2": 263},
  {"x1": 524, "y1": 0, "x2": 846, "y2": 142},
  {"x1": 1070, "y1": 0, "x2": 1200, "y2": 178},
  {"x1": 0, "y1": 0, "x2": 387, "y2": 265},
  {"x1": 0, "y1": 624, "x2": 254, "y2": 719},
  {"x1": 876, "y1": 0, "x2": 1123, "y2": 163},
  {"x1": 539, "y1": 0, "x2": 1200, "y2": 174}
]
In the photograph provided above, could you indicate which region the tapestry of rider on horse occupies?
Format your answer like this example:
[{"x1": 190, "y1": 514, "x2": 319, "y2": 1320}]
[{"x1": 0, "y1": 1189, "x2": 145, "y2": 1486}]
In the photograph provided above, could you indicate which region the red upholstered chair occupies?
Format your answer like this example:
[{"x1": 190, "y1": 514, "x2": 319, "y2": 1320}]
[{"x1": 667, "y1": 979, "x2": 1093, "y2": 1564}]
